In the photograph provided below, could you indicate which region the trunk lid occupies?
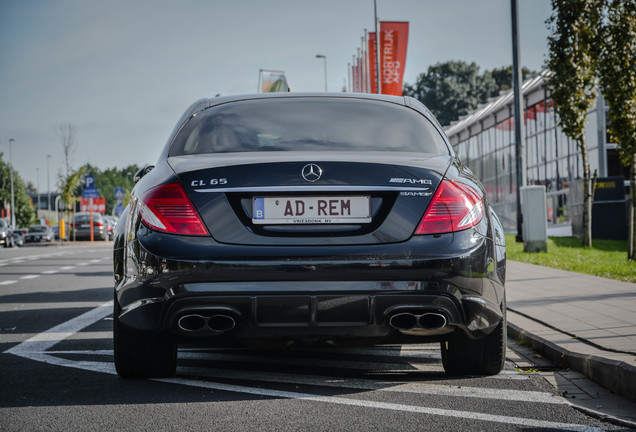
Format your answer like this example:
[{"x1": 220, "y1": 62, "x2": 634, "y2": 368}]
[{"x1": 168, "y1": 152, "x2": 451, "y2": 246}]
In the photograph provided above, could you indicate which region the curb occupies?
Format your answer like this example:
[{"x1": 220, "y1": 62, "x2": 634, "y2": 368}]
[{"x1": 507, "y1": 322, "x2": 636, "y2": 403}]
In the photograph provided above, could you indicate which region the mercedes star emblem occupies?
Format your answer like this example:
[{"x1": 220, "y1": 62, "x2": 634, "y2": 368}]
[{"x1": 302, "y1": 163, "x2": 323, "y2": 182}]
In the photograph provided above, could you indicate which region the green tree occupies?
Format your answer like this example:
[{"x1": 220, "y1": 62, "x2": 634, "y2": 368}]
[
  {"x1": 546, "y1": 0, "x2": 602, "y2": 248},
  {"x1": 403, "y1": 61, "x2": 498, "y2": 126},
  {"x1": 59, "y1": 166, "x2": 86, "y2": 215},
  {"x1": 595, "y1": 0, "x2": 636, "y2": 259},
  {"x1": 55, "y1": 123, "x2": 81, "y2": 224},
  {"x1": 489, "y1": 66, "x2": 535, "y2": 92},
  {"x1": 25, "y1": 181, "x2": 36, "y2": 195},
  {"x1": 13, "y1": 175, "x2": 37, "y2": 228},
  {"x1": 0, "y1": 154, "x2": 36, "y2": 227}
]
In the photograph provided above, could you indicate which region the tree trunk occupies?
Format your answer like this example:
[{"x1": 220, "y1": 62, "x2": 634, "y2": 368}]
[
  {"x1": 580, "y1": 135, "x2": 593, "y2": 247},
  {"x1": 629, "y1": 153, "x2": 635, "y2": 261}
]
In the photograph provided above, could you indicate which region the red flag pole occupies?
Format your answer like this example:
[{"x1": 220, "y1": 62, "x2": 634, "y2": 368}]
[
  {"x1": 89, "y1": 198, "x2": 94, "y2": 242},
  {"x1": 374, "y1": 0, "x2": 381, "y2": 94}
]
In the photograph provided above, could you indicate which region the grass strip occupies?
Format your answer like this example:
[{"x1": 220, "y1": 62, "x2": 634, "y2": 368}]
[{"x1": 505, "y1": 234, "x2": 636, "y2": 283}]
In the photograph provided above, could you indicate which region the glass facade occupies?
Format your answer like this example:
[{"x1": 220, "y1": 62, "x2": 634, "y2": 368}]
[{"x1": 445, "y1": 71, "x2": 611, "y2": 233}]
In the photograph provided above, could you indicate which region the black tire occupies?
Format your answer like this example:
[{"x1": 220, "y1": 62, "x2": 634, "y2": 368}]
[
  {"x1": 441, "y1": 313, "x2": 506, "y2": 376},
  {"x1": 113, "y1": 298, "x2": 177, "y2": 378}
]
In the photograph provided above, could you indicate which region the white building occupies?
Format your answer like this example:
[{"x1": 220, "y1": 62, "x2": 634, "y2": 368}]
[{"x1": 444, "y1": 69, "x2": 629, "y2": 237}]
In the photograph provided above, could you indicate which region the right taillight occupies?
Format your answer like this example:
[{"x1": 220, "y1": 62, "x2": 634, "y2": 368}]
[
  {"x1": 137, "y1": 183, "x2": 209, "y2": 236},
  {"x1": 414, "y1": 180, "x2": 484, "y2": 235}
]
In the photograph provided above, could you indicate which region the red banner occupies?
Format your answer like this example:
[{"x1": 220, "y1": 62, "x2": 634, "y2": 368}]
[
  {"x1": 353, "y1": 60, "x2": 360, "y2": 92},
  {"x1": 379, "y1": 21, "x2": 409, "y2": 96},
  {"x1": 368, "y1": 32, "x2": 378, "y2": 94},
  {"x1": 80, "y1": 197, "x2": 106, "y2": 213},
  {"x1": 357, "y1": 55, "x2": 363, "y2": 92}
]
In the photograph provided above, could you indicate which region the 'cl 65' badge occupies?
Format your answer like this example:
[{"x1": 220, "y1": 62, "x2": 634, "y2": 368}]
[{"x1": 302, "y1": 164, "x2": 322, "y2": 182}]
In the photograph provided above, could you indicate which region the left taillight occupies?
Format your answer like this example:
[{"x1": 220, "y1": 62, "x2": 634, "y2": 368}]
[
  {"x1": 414, "y1": 180, "x2": 484, "y2": 235},
  {"x1": 137, "y1": 183, "x2": 209, "y2": 236}
]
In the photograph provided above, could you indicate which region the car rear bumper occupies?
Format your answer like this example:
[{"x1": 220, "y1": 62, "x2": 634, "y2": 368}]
[
  {"x1": 72, "y1": 229, "x2": 106, "y2": 239},
  {"x1": 114, "y1": 227, "x2": 506, "y2": 344}
]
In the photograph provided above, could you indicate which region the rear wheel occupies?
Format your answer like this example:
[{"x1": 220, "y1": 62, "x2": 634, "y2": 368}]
[
  {"x1": 113, "y1": 297, "x2": 177, "y2": 378},
  {"x1": 441, "y1": 313, "x2": 506, "y2": 376}
]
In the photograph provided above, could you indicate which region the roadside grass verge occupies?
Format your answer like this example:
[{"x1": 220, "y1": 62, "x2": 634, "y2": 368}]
[{"x1": 505, "y1": 234, "x2": 636, "y2": 283}]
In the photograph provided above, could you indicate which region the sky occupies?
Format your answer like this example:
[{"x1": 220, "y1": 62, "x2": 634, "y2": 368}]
[{"x1": 0, "y1": 0, "x2": 553, "y2": 190}]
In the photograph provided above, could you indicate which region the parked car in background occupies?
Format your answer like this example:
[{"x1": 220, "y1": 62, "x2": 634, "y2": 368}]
[
  {"x1": 13, "y1": 228, "x2": 27, "y2": 247},
  {"x1": 0, "y1": 219, "x2": 14, "y2": 248},
  {"x1": 24, "y1": 225, "x2": 55, "y2": 243},
  {"x1": 70, "y1": 213, "x2": 108, "y2": 241},
  {"x1": 103, "y1": 216, "x2": 118, "y2": 240}
]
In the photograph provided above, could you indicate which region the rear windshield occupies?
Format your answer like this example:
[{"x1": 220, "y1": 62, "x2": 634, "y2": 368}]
[{"x1": 169, "y1": 98, "x2": 450, "y2": 156}]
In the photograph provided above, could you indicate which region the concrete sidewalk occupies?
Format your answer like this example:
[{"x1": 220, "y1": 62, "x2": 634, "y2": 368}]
[{"x1": 506, "y1": 260, "x2": 636, "y2": 403}]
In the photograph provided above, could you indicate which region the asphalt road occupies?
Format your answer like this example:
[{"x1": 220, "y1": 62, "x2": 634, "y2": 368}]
[{"x1": 0, "y1": 243, "x2": 630, "y2": 431}]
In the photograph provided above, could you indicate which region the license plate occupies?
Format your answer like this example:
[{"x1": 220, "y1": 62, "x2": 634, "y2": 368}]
[{"x1": 252, "y1": 196, "x2": 371, "y2": 224}]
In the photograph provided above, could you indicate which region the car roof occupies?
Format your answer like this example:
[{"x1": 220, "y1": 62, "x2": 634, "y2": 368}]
[
  {"x1": 161, "y1": 93, "x2": 450, "y2": 161},
  {"x1": 180, "y1": 93, "x2": 409, "y2": 121}
]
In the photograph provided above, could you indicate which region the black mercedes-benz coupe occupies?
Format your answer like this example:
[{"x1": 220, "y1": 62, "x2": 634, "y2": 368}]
[{"x1": 113, "y1": 93, "x2": 506, "y2": 378}]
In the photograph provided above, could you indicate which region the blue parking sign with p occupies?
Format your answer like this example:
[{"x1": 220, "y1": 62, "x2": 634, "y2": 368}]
[{"x1": 85, "y1": 175, "x2": 95, "y2": 189}]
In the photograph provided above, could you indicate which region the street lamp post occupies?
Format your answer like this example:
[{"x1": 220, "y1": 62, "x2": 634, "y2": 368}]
[
  {"x1": 47, "y1": 154, "x2": 51, "y2": 222},
  {"x1": 8, "y1": 139, "x2": 16, "y2": 229},
  {"x1": 315, "y1": 54, "x2": 327, "y2": 92},
  {"x1": 36, "y1": 167, "x2": 40, "y2": 219},
  {"x1": 511, "y1": 0, "x2": 526, "y2": 242}
]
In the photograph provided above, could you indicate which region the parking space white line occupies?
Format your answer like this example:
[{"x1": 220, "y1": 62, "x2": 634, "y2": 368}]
[
  {"x1": 0, "y1": 246, "x2": 102, "y2": 266},
  {"x1": 19, "y1": 275, "x2": 40, "y2": 280},
  {"x1": 34, "y1": 347, "x2": 550, "y2": 404},
  {"x1": 59, "y1": 266, "x2": 75, "y2": 270},
  {"x1": 43, "y1": 350, "x2": 114, "y2": 356},
  {"x1": 41, "y1": 270, "x2": 59, "y2": 275},
  {"x1": 0, "y1": 280, "x2": 17, "y2": 285},
  {"x1": 159, "y1": 376, "x2": 601, "y2": 431},
  {"x1": 5, "y1": 302, "x2": 113, "y2": 355},
  {"x1": 175, "y1": 365, "x2": 564, "y2": 404},
  {"x1": 4, "y1": 302, "x2": 599, "y2": 431}
]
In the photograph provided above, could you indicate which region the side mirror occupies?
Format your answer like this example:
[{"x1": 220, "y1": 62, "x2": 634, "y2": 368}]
[{"x1": 134, "y1": 165, "x2": 154, "y2": 184}]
